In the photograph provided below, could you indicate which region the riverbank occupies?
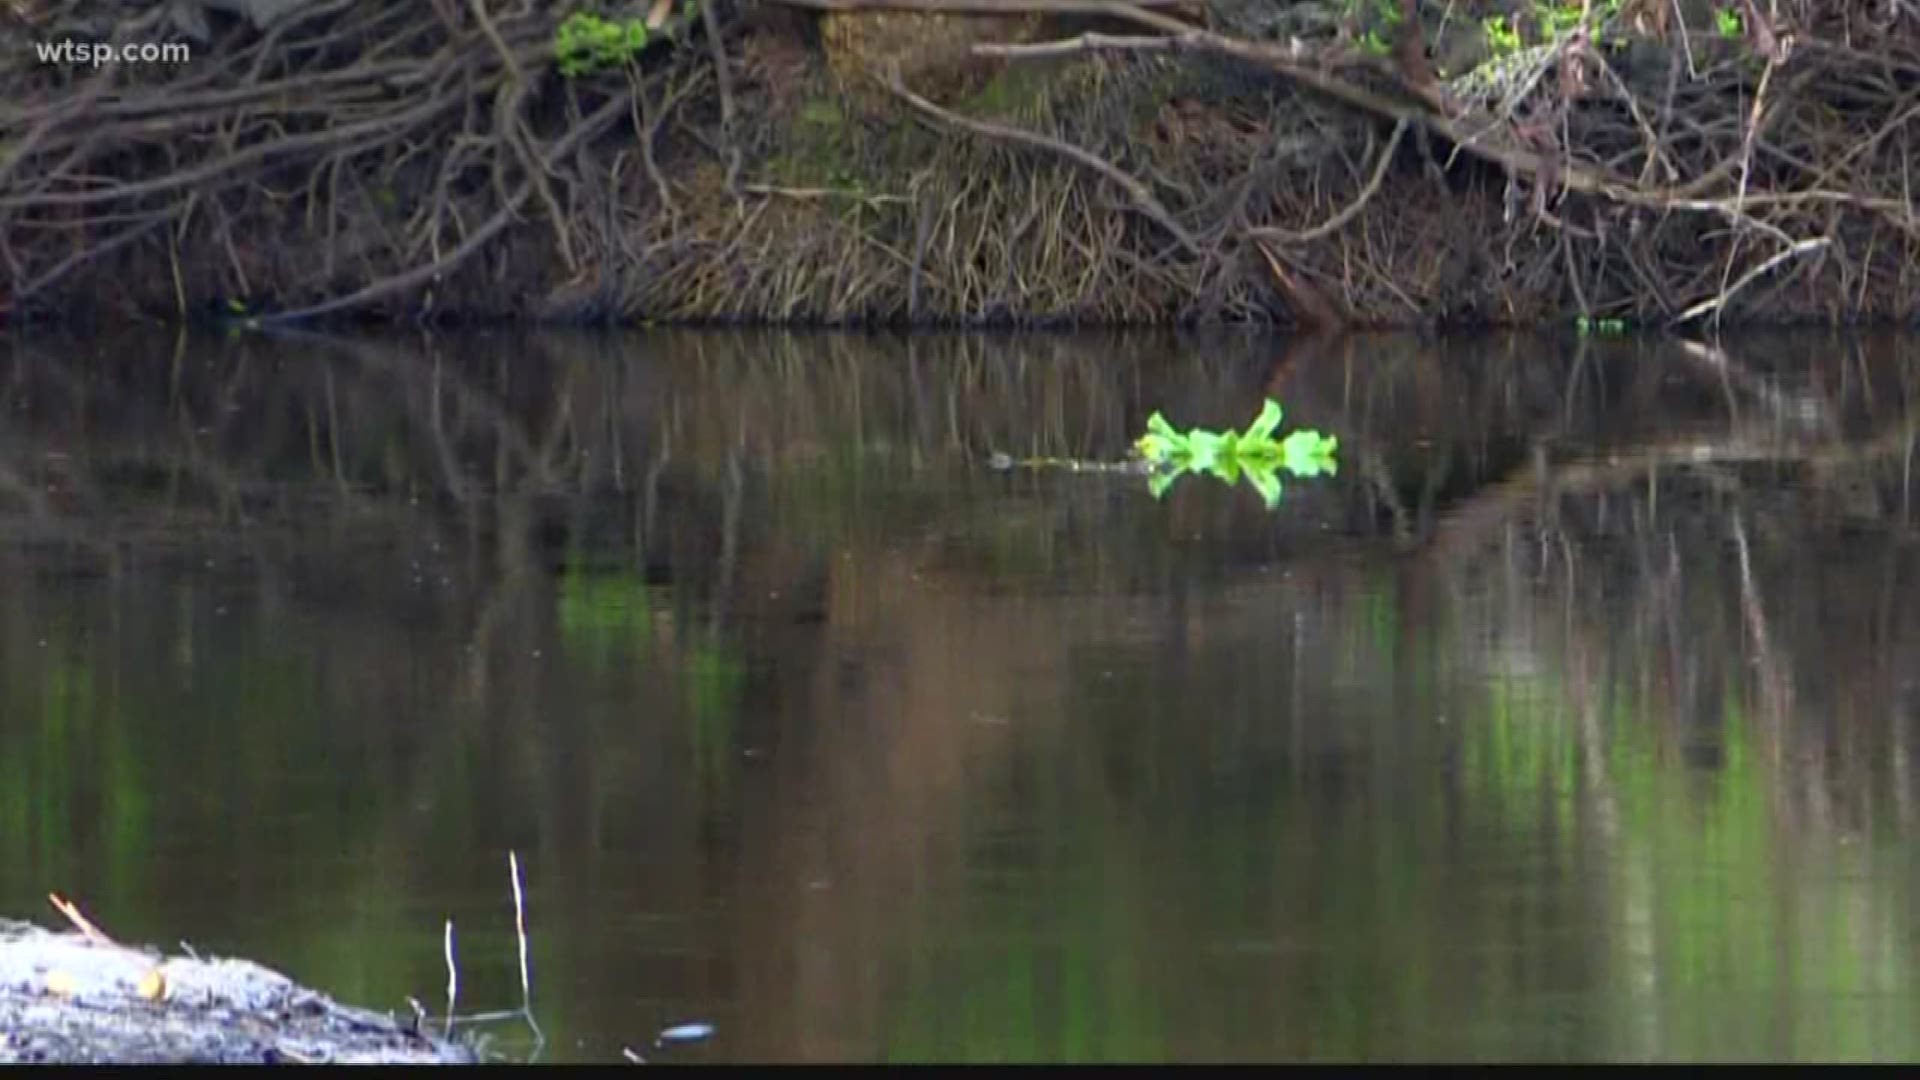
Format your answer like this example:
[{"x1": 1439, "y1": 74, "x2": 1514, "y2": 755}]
[
  {"x1": 4, "y1": 1, "x2": 1918, "y2": 329},
  {"x1": 0, "y1": 917, "x2": 474, "y2": 1064}
]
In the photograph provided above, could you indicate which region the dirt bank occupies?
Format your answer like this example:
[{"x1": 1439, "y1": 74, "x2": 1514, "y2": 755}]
[{"x1": 3, "y1": 1, "x2": 1918, "y2": 329}]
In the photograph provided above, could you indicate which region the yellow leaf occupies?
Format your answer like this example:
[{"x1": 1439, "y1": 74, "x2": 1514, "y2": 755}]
[
  {"x1": 138, "y1": 969, "x2": 168, "y2": 1001},
  {"x1": 45, "y1": 970, "x2": 77, "y2": 996}
]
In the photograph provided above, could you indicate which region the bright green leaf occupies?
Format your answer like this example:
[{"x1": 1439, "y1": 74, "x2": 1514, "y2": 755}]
[
  {"x1": 1185, "y1": 429, "x2": 1226, "y2": 472},
  {"x1": 1245, "y1": 465, "x2": 1284, "y2": 508},
  {"x1": 1136, "y1": 412, "x2": 1183, "y2": 463},
  {"x1": 1240, "y1": 398, "x2": 1284, "y2": 445},
  {"x1": 1282, "y1": 430, "x2": 1340, "y2": 477}
]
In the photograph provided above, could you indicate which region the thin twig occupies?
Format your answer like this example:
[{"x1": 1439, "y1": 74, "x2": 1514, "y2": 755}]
[
  {"x1": 699, "y1": 0, "x2": 737, "y2": 133},
  {"x1": 510, "y1": 850, "x2": 545, "y2": 1049},
  {"x1": 14, "y1": 214, "x2": 175, "y2": 302},
  {"x1": 443, "y1": 919, "x2": 458, "y2": 1036},
  {"x1": 1675, "y1": 236, "x2": 1830, "y2": 324},
  {"x1": 510, "y1": 851, "x2": 532, "y2": 1014},
  {"x1": 885, "y1": 72, "x2": 1200, "y2": 255},
  {"x1": 48, "y1": 894, "x2": 117, "y2": 947},
  {"x1": 467, "y1": 0, "x2": 577, "y2": 271},
  {"x1": 1247, "y1": 120, "x2": 1407, "y2": 244},
  {"x1": 259, "y1": 90, "x2": 632, "y2": 323}
]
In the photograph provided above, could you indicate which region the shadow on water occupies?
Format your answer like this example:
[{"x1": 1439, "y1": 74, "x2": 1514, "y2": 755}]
[{"x1": 1, "y1": 327, "x2": 1917, "y2": 1061}]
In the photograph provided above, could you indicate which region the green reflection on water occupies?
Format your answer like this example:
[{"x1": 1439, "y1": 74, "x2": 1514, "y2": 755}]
[
  {"x1": 557, "y1": 560, "x2": 655, "y2": 670},
  {"x1": 1, "y1": 329, "x2": 1917, "y2": 1062}
]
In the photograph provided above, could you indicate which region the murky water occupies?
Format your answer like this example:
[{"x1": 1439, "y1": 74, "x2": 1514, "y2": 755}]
[{"x1": 2, "y1": 329, "x2": 1917, "y2": 1062}]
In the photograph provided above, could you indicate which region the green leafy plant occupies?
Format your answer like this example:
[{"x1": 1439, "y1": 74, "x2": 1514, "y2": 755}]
[
  {"x1": 1574, "y1": 315, "x2": 1628, "y2": 335},
  {"x1": 1484, "y1": 15, "x2": 1525, "y2": 56},
  {"x1": 1535, "y1": 0, "x2": 1623, "y2": 38},
  {"x1": 1134, "y1": 399, "x2": 1340, "y2": 509},
  {"x1": 554, "y1": 11, "x2": 651, "y2": 78},
  {"x1": 1479, "y1": 1, "x2": 1622, "y2": 60},
  {"x1": 1343, "y1": 0, "x2": 1402, "y2": 27},
  {"x1": 1715, "y1": 6, "x2": 1743, "y2": 38},
  {"x1": 1535, "y1": 2, "x2": 1585, "y2": 37},
  {"x1": 1344, "y1": 0, "x2": 1400, "y2": 57}
]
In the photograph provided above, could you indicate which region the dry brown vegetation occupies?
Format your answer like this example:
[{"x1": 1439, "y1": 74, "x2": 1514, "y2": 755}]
[{"x1": 2, "y1": 1, "x2": 1918, "y2": 327}]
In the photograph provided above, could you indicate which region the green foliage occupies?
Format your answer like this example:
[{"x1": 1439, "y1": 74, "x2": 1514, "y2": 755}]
[
  {"x1": 1574, "y1": 315, "x2": 1628, "y2": 335},
  {"x1": 554, "y1": 10, "x2": 651, "y2": 78},
  {"x1": 1484, "y1": 15, "x2": 1525, "y2": 56},
  {"x1": 1134, "y1": 399, "x2": 1339, "y2": 509},
  {"x1": 1534, "y1": 1, "x2": 1586, "y2": 37},
  {"x1": 1341, "y1": 0, "x2": 1402, "y2": 26},
  {"x1": 1484, "y1": 1, "x2": 1622, "y2": 58},
  {"x1": 556, "y1": 558, "x2": 655, "y2": 669},
  {"x1": 686, "y1": 639, "x2": 745, "y2": 798},
  {"x1": 1715, "y1": 6, "x2": 1744, "y2": 38},
  {"x1": 1343, "y1": 0, "x2": 1400, "y2": 56}
]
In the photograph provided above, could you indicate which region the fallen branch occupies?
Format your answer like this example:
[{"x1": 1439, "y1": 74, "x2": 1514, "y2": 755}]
[{"x1": 1675, "y1": 236, "x2": 1832, "y2": 325}]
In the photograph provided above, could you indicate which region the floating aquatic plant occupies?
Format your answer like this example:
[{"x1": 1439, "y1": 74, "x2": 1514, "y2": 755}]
[{"x1": 1134, "y1": 399, "x2": 1339, "y2": 508}]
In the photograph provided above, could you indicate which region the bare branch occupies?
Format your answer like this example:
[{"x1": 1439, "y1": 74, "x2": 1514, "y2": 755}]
[{"x1": 884, "y1": 72, "x2": 1201, "y2": 255}]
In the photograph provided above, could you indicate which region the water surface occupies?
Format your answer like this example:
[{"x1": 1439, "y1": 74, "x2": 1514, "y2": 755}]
[{"x1": 2, "y1": 329, "x2": 1917, "y2": 1062}]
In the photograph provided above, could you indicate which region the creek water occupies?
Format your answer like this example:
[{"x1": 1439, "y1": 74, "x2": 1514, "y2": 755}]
[{"x1": 2, "y1": 328, "x2": 1916, "y2": 1062}]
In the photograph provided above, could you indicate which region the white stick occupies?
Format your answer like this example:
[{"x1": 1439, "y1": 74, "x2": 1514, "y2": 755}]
[
  {"x1": 510, "y1": 850, "x2": 546, "y2": 1050},
  {"x1": 510, "y1": 851, "x2": 532, "y2": 1011},
  {"x1": 1676, "y1": 237, "x2": 1829, "y2": 325},
  {"x1": 443, "y1": 919, "x2": 457, "y2": 1036}
]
